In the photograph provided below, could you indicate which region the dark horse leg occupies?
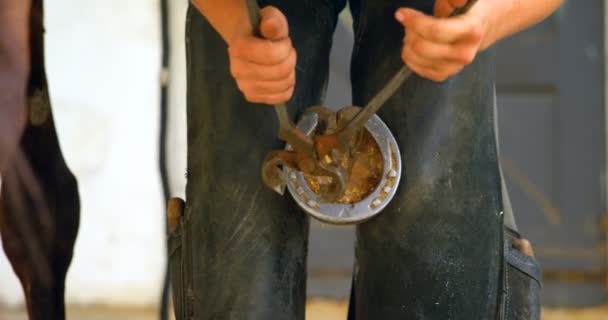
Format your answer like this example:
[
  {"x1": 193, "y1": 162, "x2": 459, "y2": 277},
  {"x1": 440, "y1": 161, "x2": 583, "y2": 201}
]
[
  {"x1": 0, "y1": 0, "x2": 29, "y2": 169},
  {"x1": 0, "y1": 0, "x2": 80, "y2": 319}
]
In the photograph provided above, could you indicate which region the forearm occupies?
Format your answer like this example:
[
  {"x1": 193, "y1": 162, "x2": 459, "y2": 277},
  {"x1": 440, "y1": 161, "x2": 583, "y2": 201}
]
[
  {"x1": 480, "y1": 0, "x2": 564, "y2": 49},
  {"x1": 191, "y1": 0, "x2": 250, "y2": 44}
]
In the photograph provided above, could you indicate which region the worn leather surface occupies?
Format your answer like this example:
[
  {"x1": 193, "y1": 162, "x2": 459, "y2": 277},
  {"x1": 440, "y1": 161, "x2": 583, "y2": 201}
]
[
  {"x1": 348, "y1": 1, "x2": 503, "y2": 319},
  {"x1": 177, "y1": 0, "x2": 505, "y2": 319},
  {"x1": 181, "y1": 1, "x2": 339, "y2": 319}
]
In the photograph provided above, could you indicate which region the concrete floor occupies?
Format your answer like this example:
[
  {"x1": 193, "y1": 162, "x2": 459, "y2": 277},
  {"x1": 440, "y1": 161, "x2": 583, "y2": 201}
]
[{"x1": 1, "y1": 301, "x2": 608, "y2": 320}]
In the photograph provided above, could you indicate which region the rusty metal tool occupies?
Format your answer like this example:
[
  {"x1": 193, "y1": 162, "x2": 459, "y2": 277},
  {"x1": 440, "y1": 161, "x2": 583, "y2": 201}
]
[
  {"x1": 245, "y1": 0, "x2": 347, "y2": 200},
  {"x1": 313, "y1": 0, "x2": 478, "y2": 161},
  {"x1": 252, "y1": 0, "x2": 477, "y2": 202}
]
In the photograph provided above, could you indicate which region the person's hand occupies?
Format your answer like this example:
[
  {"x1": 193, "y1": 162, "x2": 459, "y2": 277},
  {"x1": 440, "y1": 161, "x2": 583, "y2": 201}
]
[
  {"x1": 228, "y1": 6, "x2": 296, "y2": 104},
  {"x1": 395, "y1": 0, "x2": 489, "y2": 82}
]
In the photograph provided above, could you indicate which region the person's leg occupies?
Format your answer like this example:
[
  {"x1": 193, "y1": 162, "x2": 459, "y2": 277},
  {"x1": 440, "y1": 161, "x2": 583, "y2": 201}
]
[
  {"x1": 181, "y1": 1, "x2": 341, "y2": 318},
  {"x1": 349, "y1": 1, "x2": 503, "y2": 319}
]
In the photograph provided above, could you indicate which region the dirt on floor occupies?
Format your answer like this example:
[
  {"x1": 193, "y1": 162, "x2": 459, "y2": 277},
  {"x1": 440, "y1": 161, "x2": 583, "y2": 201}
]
[{"x1": 1, "y1": 300, "x2": 607, "y2": 320}]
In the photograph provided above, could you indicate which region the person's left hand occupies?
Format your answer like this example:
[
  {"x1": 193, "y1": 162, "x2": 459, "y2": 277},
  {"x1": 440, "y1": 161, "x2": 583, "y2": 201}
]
[{"x1": 395, "y1": 0, "x2": 489, "y2": 82}]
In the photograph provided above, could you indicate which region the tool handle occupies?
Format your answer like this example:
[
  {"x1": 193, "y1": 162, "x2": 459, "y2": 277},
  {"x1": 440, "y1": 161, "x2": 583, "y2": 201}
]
[
  {"x1": 340, "y1": 0, "x2": 478, "y2": 140},
  {"x1": 244, "y1": 0, "x2": 314, "y2": 154},
  {"x1": 244, "y1": 0, "x2": 292, "y2": 128},
  {"x1": 245, "y1": 0, "x2": 262, "y2": 36}
]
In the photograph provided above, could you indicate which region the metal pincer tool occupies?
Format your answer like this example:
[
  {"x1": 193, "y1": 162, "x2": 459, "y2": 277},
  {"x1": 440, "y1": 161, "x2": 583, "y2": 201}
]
[
  {"x1": 244, "y1": 0, "x2": 347, "y2": 201},
  {"x1": 248, "y1": 0, "x2": 477, "y2": 224}
]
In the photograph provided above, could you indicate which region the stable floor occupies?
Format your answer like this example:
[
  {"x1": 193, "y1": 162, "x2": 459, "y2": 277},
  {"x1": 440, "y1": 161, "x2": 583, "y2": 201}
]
[{"x1": 1, "y1": 301, "x2": 608, "y2": 320}]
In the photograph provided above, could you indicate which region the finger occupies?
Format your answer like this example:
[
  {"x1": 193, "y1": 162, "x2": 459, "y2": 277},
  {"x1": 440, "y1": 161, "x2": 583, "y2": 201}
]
[
  {"x1": 245, "y1": 87, "x2": 295, "y2": 105},
  {"x1": 402, "y1": 44, "x2": 440, "y2": 73},
  {"x1": 229, "y1": 36, "x2": 293, "y2": 65},
  {"x1": 403, "y1": 45, "x2": 463, "y2": 82},
  {"x1": 260, "y1": 6, "x2": 289, "y2": 41},
  {"x1": 407, "y1": 63, "x2": 447, "y2": 82},
  {"x1": 230, "y1": 48, "x2": 296, "y2": 80},
  {"x1": 407, "y1": 30, "x2": 477, "y2": 64},
  {"x1": 396, "y1": 8, "x2": 482, "y2": 44},
  {"x1": 238, "y1": 72, "x2": 296, "y2": 95},
  {"x1": 412, "y1": 64, "x2": 462, "y2": 82}
]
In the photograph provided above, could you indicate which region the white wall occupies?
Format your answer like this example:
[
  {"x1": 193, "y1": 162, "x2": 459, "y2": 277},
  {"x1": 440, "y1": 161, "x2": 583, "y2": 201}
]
[
  {"x1": 166, "y1": 1, "x2": 188, "y2": 200},
  {"x1": 0, "y1": 0, "x2": 171, "y2": 307}
]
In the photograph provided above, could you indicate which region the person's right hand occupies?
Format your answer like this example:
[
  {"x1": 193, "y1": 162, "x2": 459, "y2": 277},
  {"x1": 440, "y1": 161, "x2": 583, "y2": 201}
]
[{"x1": 228, "y1": 6, "x2": 296, "y2": 105}]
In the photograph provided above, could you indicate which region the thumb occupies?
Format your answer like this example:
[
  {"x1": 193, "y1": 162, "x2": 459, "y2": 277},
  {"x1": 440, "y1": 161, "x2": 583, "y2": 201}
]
[
  {"x1": 394, "y1": 8, "x2": 419, "y2": 28},
  {"x1": 260, "y1": 6, "x2": 289, "y2": 41}
]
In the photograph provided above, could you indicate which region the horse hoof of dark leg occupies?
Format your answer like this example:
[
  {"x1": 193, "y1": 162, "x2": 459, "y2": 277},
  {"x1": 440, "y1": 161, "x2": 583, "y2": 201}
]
[
  {"x1": 0, "y1": 109, "x2": 80, "y2": 320},
  {"x1": 0, "y1": 100, "x2": 80, "y2": 320}
]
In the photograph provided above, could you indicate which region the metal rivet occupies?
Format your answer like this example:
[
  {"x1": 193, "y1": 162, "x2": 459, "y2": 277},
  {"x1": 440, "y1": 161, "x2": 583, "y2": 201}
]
[
  {"x1": 383, "y1": 186, "x2": 392, "y2": 193},
  {"x1": 372, "y1": 199, "x2": 382, "y2": 207}
]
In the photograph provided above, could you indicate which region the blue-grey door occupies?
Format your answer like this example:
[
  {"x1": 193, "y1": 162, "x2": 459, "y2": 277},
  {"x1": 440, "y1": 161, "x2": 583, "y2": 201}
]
[{"x1": 495, "y1": 1, "x2": 606, "y2": 306}]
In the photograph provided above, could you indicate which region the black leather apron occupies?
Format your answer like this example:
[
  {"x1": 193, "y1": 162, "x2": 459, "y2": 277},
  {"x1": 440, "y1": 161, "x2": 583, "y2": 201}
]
[{"x1": 169, "y1": 1, "x2": 541, "y2": 319}]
